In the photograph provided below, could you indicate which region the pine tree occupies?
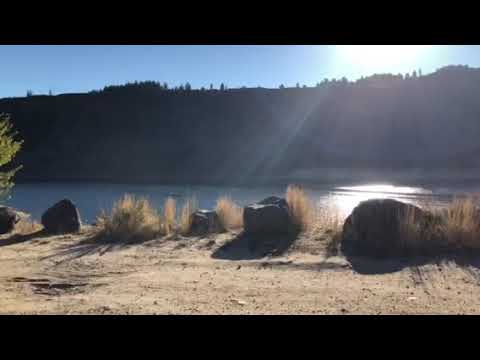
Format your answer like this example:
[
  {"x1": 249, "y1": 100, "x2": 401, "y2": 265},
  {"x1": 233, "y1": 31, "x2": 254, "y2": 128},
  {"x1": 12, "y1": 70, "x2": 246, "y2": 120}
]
[{"x1": 0, "y1": 114, "x2": 22, "y2": 201}]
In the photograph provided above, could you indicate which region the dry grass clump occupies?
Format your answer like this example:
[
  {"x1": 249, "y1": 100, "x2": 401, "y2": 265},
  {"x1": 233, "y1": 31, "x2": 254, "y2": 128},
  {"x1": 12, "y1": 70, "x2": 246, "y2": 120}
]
[
  {"x1": 163, "y1": 197, "x2": 177, "y2": 235},
  {"x1": 14, "y1": 217, "x2": 43, "y2": 235},
  {"x1": 367, "y1": 196, "x2": 480, "y2": 254},
  {"x1": 397, "y1": 203, "x2": 435, "y2": 251},
  {"x1": 286, "y1": 185, "x2": 315, "y2": 231},
  {"x1": 285, "y1": 186, "x2": 345, "y2": 255},
  {"x1": 442, "y1": 197, "x2": 480, "y2": 249},
  {"x1": 179, "y1": 197, "x2": 198, "y2": 235},
  {"x1": 93, "y1": 190, "x2": 480, "y2": 252},
  {"x1": 314, "y1": 202, "x2": 344, "y2": 235},
  {"x1": 313, "y1": 201, "x2": 345, "y2": 256},
  {"x1": 96, "y1": 194, "x2": 162, "y2": 243},
  {"x1": 215, "y1": 196, "x2": 243, "y2": 231},
  {"x1": 415, "y1": 196, "x2": 480, "y2": 251},
  {"x1": 96, "y1": 194, "x2": 202, "y2": 241}
]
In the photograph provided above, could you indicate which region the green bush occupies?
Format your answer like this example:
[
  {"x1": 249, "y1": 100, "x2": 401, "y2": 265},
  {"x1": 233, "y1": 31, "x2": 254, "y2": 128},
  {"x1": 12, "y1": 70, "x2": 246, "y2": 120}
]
[{"x1": 0, "y1": 114, "x2": 22, "y2": 201}]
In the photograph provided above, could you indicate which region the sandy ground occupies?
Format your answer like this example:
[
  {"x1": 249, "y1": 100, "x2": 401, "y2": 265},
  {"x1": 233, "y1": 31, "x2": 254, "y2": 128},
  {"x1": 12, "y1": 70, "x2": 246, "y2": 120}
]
[{"x1": 2, "y1": 226, "x2": 480, "y2": 314}]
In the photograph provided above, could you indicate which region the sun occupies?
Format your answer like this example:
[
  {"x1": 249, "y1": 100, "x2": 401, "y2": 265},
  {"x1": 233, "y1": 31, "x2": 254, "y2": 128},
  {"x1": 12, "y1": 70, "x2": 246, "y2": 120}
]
[{"x1": 336, "y1": 45, "x2": 429, "y2": 73}]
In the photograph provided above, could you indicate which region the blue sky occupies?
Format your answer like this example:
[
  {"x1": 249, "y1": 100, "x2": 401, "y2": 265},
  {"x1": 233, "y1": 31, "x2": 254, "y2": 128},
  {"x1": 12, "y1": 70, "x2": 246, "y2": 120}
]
[{"x1": 0, "y1": 45, "x2": 479, "y2": 98}]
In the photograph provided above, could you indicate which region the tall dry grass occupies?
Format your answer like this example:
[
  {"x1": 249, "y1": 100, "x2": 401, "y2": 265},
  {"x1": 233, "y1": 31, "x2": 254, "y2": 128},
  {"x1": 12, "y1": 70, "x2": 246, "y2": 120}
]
[
  {"x1": 442, "y1": 197, "x2": 480, "y2": 249},
  {"x1": 215, "y1": 196, "x2": 243, "y2": 230},
  {"x1": 397, "y1": 203, "x2": 431, "y2": 251},
  {"x1": 312, "y1": 200, "x2": 345, "y2": 256},
  {"x1": 96, "y1": 194, "x2": 162, "y2": 243},
  {"x1": 179, "y1": 197, "x2": 198, "y2": 235},
  {"x1": 385, "y1": 196, "x2": 480, "y2": 252},
  {"x1": 14, "y1": 217, "x2": 43, "y2": 235},
  {"x1": 286, "y1": 185, "x2": 315, "y2": 231},
  {"x1": 163, "y1": 197, "x2": 177, "y2": 235},
  {"x1": 313, "y1": 201, "x2": 344, "y2": 235},
  {"x1": 92, "y1": 189, "x2": 480, "y2": 252},
  {"x1": 95, "y1": 194, "x2": 201, "y2": 241}
]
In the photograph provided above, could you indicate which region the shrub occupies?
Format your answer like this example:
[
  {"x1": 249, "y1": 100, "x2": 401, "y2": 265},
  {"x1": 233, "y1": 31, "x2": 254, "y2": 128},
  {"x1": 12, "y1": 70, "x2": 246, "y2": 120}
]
[
  {"x1": 179, "y1": 197, "x2": 198, "y2": 235},
  {"x1": 390, "y1": 197, "x2": 480, "y2": 253},
  {"x1": 442, "y1": 197, "x2": 480, "y2": 249},
  {"x1": 0, "y1": 114, "x2": 23, "y2": 201},
  {"x1": 314, "y1": 201, "x2": 343, "y2": 234},
  {"x1": 215, "y1": 196, "x2": 243, "y2": 230},
  {"x1": 286, "y1": 185, "x2": 314, "y2": 231},
  {"x1": 96, "y1": 194, "x2": 162, "y2": 243},
  {"x1": 314, "y1": 200, "x2": 344, "y2": 256},
  {"x1": 163, "y1": 197, "x2": 177, "y2": 235}
]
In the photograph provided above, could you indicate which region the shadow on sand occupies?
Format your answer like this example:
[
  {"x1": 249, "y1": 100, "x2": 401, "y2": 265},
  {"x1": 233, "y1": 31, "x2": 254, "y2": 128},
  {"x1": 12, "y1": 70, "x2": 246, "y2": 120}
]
[
  {"x1": 344, "y1": 250, "x2": 480, "y2": 276},
  {"x1": 211, "y1": 229, "x2": 299, "y2": 260},
  {"x1": 0, "y1": 230, "x2": 51, "y2": 248},
  {"x1": 42, "y1": 236, "x2": 120, "y2": 264},
  {"x1": 42, "y1": 232, "x2": 177, "y2": 264}
]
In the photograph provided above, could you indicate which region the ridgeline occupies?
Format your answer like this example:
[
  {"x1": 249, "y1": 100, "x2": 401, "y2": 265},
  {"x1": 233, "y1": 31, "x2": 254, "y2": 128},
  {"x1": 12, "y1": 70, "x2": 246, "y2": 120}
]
[{"x1": 1, "y1": 65, "x2": 480, "y2": 185}]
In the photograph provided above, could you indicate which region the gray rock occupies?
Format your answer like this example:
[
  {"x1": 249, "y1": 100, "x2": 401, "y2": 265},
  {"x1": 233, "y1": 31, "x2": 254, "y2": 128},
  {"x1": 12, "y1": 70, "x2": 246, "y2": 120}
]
[
  {"x1": 0, "y1": 206, "x2": 21, "y2": 234},
  {"x1": 41, "y1": 199, "x2": 81, "y2": 234},
  {"x1": 243, "y1": 196, "x2": 291, "y2": 234},
  {"x1": 341, "y1": 198, "x2": 434, "y2": 258},
  {"x1": 190, "y1": 210, "x2": 224, "y2": 235}
]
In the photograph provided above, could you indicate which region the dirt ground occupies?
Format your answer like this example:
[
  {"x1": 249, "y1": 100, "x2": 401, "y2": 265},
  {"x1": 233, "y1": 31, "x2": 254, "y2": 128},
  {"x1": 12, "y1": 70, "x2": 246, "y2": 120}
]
[{"x1": 2, "y1": 226, "x2": 480, "y2": 314}]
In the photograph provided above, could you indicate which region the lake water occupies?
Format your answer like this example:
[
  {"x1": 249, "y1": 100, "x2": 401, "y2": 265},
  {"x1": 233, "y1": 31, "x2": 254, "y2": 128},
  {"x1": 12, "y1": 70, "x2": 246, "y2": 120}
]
[{"x1": 5, "y1": 181, "x2": 480, "y2": 224}]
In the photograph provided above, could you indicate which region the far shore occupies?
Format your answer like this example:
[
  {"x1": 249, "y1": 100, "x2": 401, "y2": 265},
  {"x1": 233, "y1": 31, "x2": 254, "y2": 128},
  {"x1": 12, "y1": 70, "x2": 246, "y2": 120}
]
[{"x1": 14, "y1": 168, "x2": 480, "y2": 190}]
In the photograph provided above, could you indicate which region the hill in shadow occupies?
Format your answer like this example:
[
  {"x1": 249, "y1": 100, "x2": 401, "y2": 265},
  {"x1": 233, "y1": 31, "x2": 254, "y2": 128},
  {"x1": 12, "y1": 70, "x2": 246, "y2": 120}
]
[{"x1": 1, "y1": 65, "x2": 480, "y2": 185}]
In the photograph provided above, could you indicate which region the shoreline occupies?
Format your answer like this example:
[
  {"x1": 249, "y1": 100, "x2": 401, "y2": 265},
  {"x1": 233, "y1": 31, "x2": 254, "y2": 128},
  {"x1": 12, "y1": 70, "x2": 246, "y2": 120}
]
[
  {"x1": 14, "y1": 167, "x2": 480, "y2": 189},
  {"x1": 2, "y1": 187, "x2": 480, "y2": 314}
]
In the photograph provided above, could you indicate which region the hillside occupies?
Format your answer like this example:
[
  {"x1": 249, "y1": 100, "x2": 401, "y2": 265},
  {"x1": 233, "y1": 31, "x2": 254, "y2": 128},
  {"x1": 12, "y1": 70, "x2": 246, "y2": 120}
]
[{"x1": 1, "y1": 65, "x2": 480, "y2": 185}]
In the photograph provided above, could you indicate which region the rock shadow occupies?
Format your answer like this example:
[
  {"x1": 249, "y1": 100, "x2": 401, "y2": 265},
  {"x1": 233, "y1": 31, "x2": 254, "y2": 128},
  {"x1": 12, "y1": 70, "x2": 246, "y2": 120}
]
[
  {"x1": 211, "y1": 229, "x2": 299, "y2": 260},
  {"x1": 42, "y1": 232, "x2": 155, "y2": 263},
  {"x1": 345, "y1": 250, "x2": 480, "y2": 276},
  {"x1": 0, "y1": 230, "x2": 50, "y2": 248}
]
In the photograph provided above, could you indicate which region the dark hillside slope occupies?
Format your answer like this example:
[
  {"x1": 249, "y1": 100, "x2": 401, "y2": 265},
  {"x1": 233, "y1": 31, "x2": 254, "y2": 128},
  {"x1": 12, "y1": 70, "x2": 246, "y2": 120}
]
[{"x1": 1, "y1": 65, "x2": 480, "y2": 184}]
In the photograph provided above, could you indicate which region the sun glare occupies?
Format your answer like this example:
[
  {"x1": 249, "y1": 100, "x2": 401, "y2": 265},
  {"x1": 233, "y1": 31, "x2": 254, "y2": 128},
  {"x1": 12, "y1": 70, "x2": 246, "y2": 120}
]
[{"x1": 336, "y1": 45, "x2": 429, "y2": 73}]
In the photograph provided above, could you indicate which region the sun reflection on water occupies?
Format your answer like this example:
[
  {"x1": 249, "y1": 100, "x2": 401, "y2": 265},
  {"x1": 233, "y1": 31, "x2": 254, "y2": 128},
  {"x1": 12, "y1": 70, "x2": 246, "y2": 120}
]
[{"x1": 323, "y1": 184, "x2": 434, "y2": 218}]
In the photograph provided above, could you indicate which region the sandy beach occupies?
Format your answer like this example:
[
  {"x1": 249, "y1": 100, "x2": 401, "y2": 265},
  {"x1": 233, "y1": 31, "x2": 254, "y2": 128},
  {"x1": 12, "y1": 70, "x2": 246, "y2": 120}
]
[{"x1": 2, "y1": 226, "x2": 480, "y2": 315}]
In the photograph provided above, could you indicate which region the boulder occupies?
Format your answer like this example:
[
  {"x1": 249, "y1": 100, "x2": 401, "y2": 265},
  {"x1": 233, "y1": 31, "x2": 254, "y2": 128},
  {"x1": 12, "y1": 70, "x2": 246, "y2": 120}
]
[
  {"x1": 41, "y1": 199, "x2": 81, "y2": 234},
  {"x1": 341, "y1": 198, "x2": 433, "y2": 258},
  {"x1": 190, "y1": 210, "x2": 224, "y2": 235},
  {"x1": 0, "y1": 206, "x2": 21, "y2": 234},
  {"x1": 243, "y1": 196, "x2": 291, "y2": 234}
]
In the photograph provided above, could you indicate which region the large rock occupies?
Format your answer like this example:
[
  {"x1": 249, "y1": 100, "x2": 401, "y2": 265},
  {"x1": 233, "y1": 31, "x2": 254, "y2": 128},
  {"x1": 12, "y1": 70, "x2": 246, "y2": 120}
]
[
  {"x1": 41, "y1": 199, "x2": 81, "y2": 234},
  {"x1": 190, "y1": 210, "x2": 224, "y2": 235},
  {"x1": 341, "y1": 199, "x2": 435, "y2": 258},
  {"x1": 243, "y1": 196, "x2": 291, "y2": 234},
  {"x1": 0, "y1": 206, "x2": 21, "y2": 234}
]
